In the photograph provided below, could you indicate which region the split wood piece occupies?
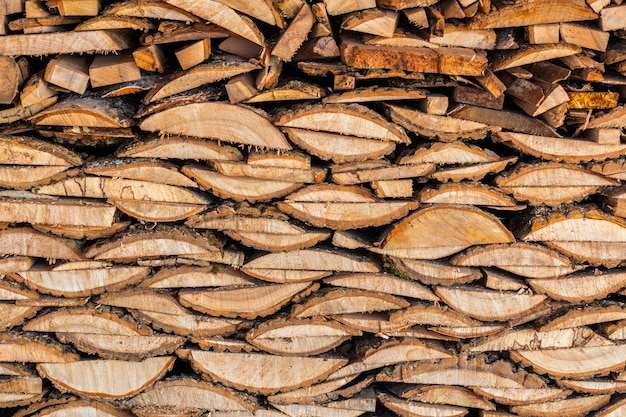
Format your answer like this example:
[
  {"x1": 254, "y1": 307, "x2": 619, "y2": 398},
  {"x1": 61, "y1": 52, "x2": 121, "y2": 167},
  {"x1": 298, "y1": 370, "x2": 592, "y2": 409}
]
[
  {"x1": 23, "y1": 308, "x2": 185, "y2": 360},
  {"x1": 0, "y1": 165, "x2": 72, "y2": 190},
  {"x1": 496, "y1": 162, "x2": 619, "y2": 206},
  {"x1": 46, "y1": 0, "x2": 100, "y2": 15},
  {"x1": 323, "y1": 272, "x2": 439, "y2": 302},
  {"x1": 0, "y1": 96, "x2": 57, "y2": 125},
  {"x1": 283, "y1": 127, "x2": 396, "y2": 163},
  {"x1": 511, "y1": 394, "x2": 611, "y2": 416},
  {"x1": 271, "y1": 394, "x2": 376, "y2": 416},
  {"x1": 190, "y1": 336, "x2": 256, "y2": 353},
  {"x1": 88, "y1": 52, "x2": 142, "y2": 88},
  {"x1": 363, "y1": 30, "x2": 439, "y2": 49},
  {"x1": 141, "y1": 265, "x2": 259, "y2": 289},
  {"x1": 586, "y1": 128, "x2": 622, "y2": 145},
  {"x1": 372, "y1": 179, "x2": 413, "y2": 198},
  {"x1": 292, "y1": 288, "x2": 410, "y2": 317},
  {"x1": 0, "y1": 194, "x2": 116, "y2": 227},
  {"x1": 340, "y1": 35, "x2": 488, "y2": 76},
  {"x1": 600, "y1": 4, "x2": 626, "y2": 31},
  {"x1": 101, "y1": 0, "x2": 200, "y2": 21},
  {"x1": 275, "y1": 103, "x2": 410, "y2": 144},
  {"x1": 357, "y1": 338, "x2": 452, "y2": 366},
  {"x1": 180, "y1": 349, "x2": 347, "y2": 395},
  {"x1": 428, "y1": 25, "x2": 496, "y2": 50},
  {"x1": 0, "y1": 227, "x2": 83, "y2": 261},
  {"x1": 465, "y1": 327, "x2": 613, "y2": 353},
  {"x1": 242, "y1": 249, "x2": 380, "y2": 282},
  {"x1": 378, "y1": 392, "x2": 468, "y2": 417},
  {"x1": 0, "y1": 257, "x2": 35, "y2": 274},
  {"x1": 271, "y1": 3, "x2": 315, "y2": 61},
  {"x1": 0, "y1": 29, "x2": 136, "y2": 56},
  {"x1": 511, "y1": 344, "x2": 626, "y2": 379},
  {"x1": 0, "y1": 134, "x2": 81, "y2": 166},
  {"x1": 84, "y1": 228, "x2": 220, "y2": 263},
  {"x1": 37, "y1": 356, "x2": 175, "y2": 399},
  {"x1": 212, "y1": 160, "x2": 326, "y2": 183},
  {"x1": 451, "y1": 243, "x2": 581, "y2": 279},
  {"x1": 30, "y1": 97, "x2": 134, "y2": 128},
  {"x1": 387, "y1": 257, "x2": 482, "y2": 286},
  {"x1": 144, "y1": 58, "x2": 259, "y2": 103},
  {"x1": 569, "y1": 92, "x2": 619, "y2": 110},
  {"x1": 175, "y1": 38, "x2": 211, "y2": 71},
  {"x1": 389, "y1": 302, "x2": 483, "y2": 328},
  {"x1": 429, "y1": 324, "x2": 508, "y2": 339},
  {"x1": 245, "y1": 317, "x2": 361, "y2": 356},
  {"x1": 180, "y1": 282, "x2": 318, "y2": 319},
  {"x1": 378, "y1": 205, "x2": 514, "y2": 259},
  {"x1": 132, "y1": 45, "x2": 167, "y2": 73},
  {"x1": 418, "y1": 183, "x2": 522, "y2": 210},
  {"x1": 84, "y1": 159, "x2": 198, "y2": 188},
  {"x1": 0, "y1": 375, "x2": 44, "y2": 408},
  {"x1": 580, "y1": 105, "x2": 626, "y2": 131},
  {"x1": 0, "y1": 297, "x2": 39, "y2": 331},
  {"x1": 430, "y1": 157, "x2": 517, "y2": 182},
  {"x1": 331, "y1": 160, "x2": 434, "y2": 185},
  {"x1": 467, "y1": 0, "x2": 598, "y2": 29},
  {"x1": 603, "y1": 320, "x2": 626, "y2": 341},
  {"x1": 598, "y1": 185, "x2": 626, "y2": 217},
  {"x1": 15, "y1": 399, "x2": 134, "y2": 417},
  {"x1": 492, "y1": 131, "x2": 626, "y2": 163},
  {"x1": 182, "y1": 163, "x2": 303, "y2": 202},
  {"x1": 0, "y1": 333, "x2": 78, "y2": 363},
  {"x1": 491, "y1": 44, "x2": 583, "y2": 71},
  {"x1": 268, "y1": 374, "x2": 375, "y2": 405},
  {"x1": 125, "y1": 377, "x2": 256, "y2": 415},
  {"x1": 341, "y1": 8, "x2": 399, "y2": 37},
  {"x1": 75, "y1": 15, "x2": 154, "y2": 32},
  {"x1": 11, "y1": 264, "x2": 149, "y2": 297},
  {"x1": 452, "y1": 85, "x2": 504, "y2": 111},
  {"x1": 558, "y1": 379, "x2": 626, "y2": 394},
  {"x1": 434, "y1": 285, "x2": 548, "y2": 322},
  {"x1": 540, "y1": 304, "x2": 626, "y2": 331},
  {"x1": 242, "y1": 80, "x2": 326, "y2": 104},
  {"x1": 117, "y1": 136, "x2": 242, "y2": 162},
  {"x1": 141, "y1": 22, "x2": 230, "y2": 46},
  {"x1": 35, "y1": 127, "x2": 137, "y2": 145},
  {"x1": 527, "y1": 269, "x2": 626, "y2": 303},
  {"x1": 36, "y1": 175, "x2": 208, "y2": 205},
  {"x1": 97, "y1": 289, "x2": 243, "y2": 337},
  {"x1": 330, "y1": 312, "x2": 413, "y2": 335},
  {"x1": 33, "y1": 222, "x2": 130, "y2": 241},
  {"x1": 140, "y1": 102, "x2": 291, "y2": 150},
  {"x1": 322, "y1": 86, "x2": 427, "y2": 104},
  {"x1": 165, "y1": 0, "x2": 265, "y2": 46},
  {"x1": 386, "y1": 103, "x2": 491, "y2": 142},
  {"x1": 322, "y1": 0, "x2": 375, "y2": 15},
  {"x1": 0, "y1": 56, "x2": 26, "y2": 105},
  {"x1": 521, "y1": 209, "x2": 626, "y2": 267},
  {"x1": 134, "y1": 248, "x2": 244, "y2": 268},
  {"x1": 278, "y1": 184, "x2": 419, "y2": 230},
  {"x1": 392, "y1": 385, "x2": 495, "y2": 411}
]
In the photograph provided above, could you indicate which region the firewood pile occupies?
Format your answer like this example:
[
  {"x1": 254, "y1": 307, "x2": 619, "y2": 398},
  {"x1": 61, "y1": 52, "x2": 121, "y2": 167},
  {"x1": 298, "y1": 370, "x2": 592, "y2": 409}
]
[{"x1": 3, "y1": 0, "x2": 626, "y2": 416}]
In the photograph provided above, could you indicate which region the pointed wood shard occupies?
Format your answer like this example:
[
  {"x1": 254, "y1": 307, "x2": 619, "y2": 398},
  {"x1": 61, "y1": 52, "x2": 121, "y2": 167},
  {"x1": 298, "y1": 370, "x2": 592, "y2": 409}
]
[
  {"x1": 37, "y1": 356, "x2": 175, "y2": 399},
  {"x1": 292, "y1": 288, "x2": 410, "y2": 317},
  {"x1": 451, "y1": 243, "x2": 581, "y2": 278},
  {"x1": 246, "y1": 317, "x2": 361, "y2": 355},
  {"x1": 379, "y1": 205, "x2": 514, "y2": 259},
  {"x1": 140, "y1": 103, "x2": 291, "y2": 150},
  {"x1": 527, "y1": 269, "x2": 626, "y2": 303},
  {"x1": 180, "y1": 349, "x2": 347, "y2": 394}
]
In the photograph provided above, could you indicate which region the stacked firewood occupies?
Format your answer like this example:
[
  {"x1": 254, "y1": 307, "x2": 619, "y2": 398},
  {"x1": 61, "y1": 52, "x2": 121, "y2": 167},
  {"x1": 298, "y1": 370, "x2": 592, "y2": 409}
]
[{"x1": 2, "y1": 0, "x2": 626, "y2": 416}]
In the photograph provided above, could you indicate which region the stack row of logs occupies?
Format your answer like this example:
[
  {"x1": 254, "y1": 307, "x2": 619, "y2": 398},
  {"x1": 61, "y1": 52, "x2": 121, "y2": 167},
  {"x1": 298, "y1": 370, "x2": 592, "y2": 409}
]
[{"x1": 2, "y1": 0, "x2": 626, "y2": 416}]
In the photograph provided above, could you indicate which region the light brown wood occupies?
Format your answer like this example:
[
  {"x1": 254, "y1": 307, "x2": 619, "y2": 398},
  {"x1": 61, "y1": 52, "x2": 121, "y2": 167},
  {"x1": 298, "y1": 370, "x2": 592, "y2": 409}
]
[
  {"x1": 492, "y1": 44, "x2": 582, "y2": 71},
  {"x1": 341, "y1": 8, "x2": 399, "y2": 38},
  {"x1": 419, "y1": 183, "x2": 522, "y2": 210},
  {"x1": 331, "y1": 161, "x2": 434, "y2": 184},
  {"x1": 30, "y1": 97, "x2": 133, "y2": 128},
  {"x1": 387, "y1": 257, "x2": 482, "y2": 286},
  {"x1": 528, "y1": 269, "x2": 626, "y2": 303},
  {"x1": 324, "y1": 272, "x2": 439, "y2": 302},
  {"x1": 599, "y1": 4, "x2": 626, "y2": 31},
  {"x1": 560, "y1": 22, "x2": 610, "y2": 51},
  {"x1": 89, "y1": 52, "x2": 141, "y2": 88},
  {"x1": 379, "y1": 392, "x2": 468, "y2": 417},
  {"x1": 0, "y1": 227, "x2": 83, "y2": 261},
  {"x1": 323, "y1": 0, "x2": 376, "y2": 15},
  {"x1": 527, "y1": 24, "x2": 560, "y2": 44},
  {"x1": 0, "y1": 29, "x2": 136, "y2": 55},
  {"x1": 292, "y1": 288, "x2": 410, "y2": 317},
  {"x1": 272, "y1": 3, "x2": 315, "y2": 61},
  {"x1": 180, "y1": 349, "x2": 347, "y2": 394},
  {"x1": 117, "y1": 135, "x2": 242, "y2": 161},
  {"x1": 132, "y1": 44, "x2": 167, "y2": 73},
  {"x1": 540, "y1": 304, "x2": 626, "y2": 332},
  {"x1": 44, "y1": 55, "x2": 90, "y2": 94}
]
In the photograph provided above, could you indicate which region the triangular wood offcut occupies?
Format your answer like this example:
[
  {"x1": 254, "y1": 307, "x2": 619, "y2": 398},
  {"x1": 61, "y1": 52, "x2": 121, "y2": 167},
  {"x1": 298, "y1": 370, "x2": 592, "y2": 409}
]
[
  {"x1": 323, "y1": 272, "x2": 439, "y2": 302},
  {"x1": 84, "y1": 228, "x2": 221, "y2": 262},
  {"x1": 180, "y1": 349, "x2": 347, "y2": 395},
  {"x1": 386, "y1": 104, "x2": 492, "y2": 142},
  {"x1": 36, "y1": 356, "x2": 175, "y2": 399},
  {"x1": 433, "y1": 285, "x2": 548, "y2": 322},
  {"x1": 275, "y1": 103, "x2": 410, "y2": 144},
  {"x1": 140, "y1": 102, "x2": 291, "y2": 150},
  {"x1": 291, "y1": 288, "x2": 410, "y2": 317},
  {"x1": 278, "y1": 184, "x2": 419, "y2": 229},
  {"x1": 180, "y1": 282, "x2": 318, "y2": 319},
  {"x1": 165, "y1": 0, "x2": 265, "y2": 45},
  {"x1": 527, "y1": 269, "x2": 626, "y2": 303},
  {"x1": 75, "y1": 15, "x2": 154, "y2": 31},
  {"x1": 378, "y1": 392, "x2": 468, "y2": 417},
  {"x1": 387, "y1": 257, "x2": 482, "y2": 286},
  {"x1": 521, "y1": 209, "x2": 626, "y2": 267},
  {"x1": 492, "y1": 131, "x2": 626, "y2": 163},
  {"x1": 378, "y1": 205, "x2": 514, "y2": 259},
  {"x1": 540, "y1": 304, "x2": 626, "y2": 331},
  {"x1": 495, "y1": 162, "x2": 619, "y2": 206},
  {"x1": 283, "y1": 127, "x2": 397, "y2": 163},
  {"x1": 10, "y1": 264, "x2": 149, "y2": 297},
  {"x1": 30, "y1": 97, "x2": 134, "y2": 128},
  {"x1": 96, "y1": 289, "x2": 243, "y2": 337},
  {"x1": 357, "y1": 338, "x2": 452, "y2": 366},
  {"x1": 116, "y1": 135, "x2": 243, "y2": 161},
  {"x1": 245, "y1": 317, "x2": 361, "y2": 356},
  {"x1": 0, "y1": 227, "x2": 84, "y2": 261},
  {"x1": 124, "y1": 377, "x2": 256, "y2": 415},
  {"x1": 418, "y1": 183, "x2": 522, "y2": 210},
  {"x1": 451, "y1": 243, "x2": 581, "y2": 279},
  {"x1": 431, "y1": 157, "x2": 518, "y2": 183}
]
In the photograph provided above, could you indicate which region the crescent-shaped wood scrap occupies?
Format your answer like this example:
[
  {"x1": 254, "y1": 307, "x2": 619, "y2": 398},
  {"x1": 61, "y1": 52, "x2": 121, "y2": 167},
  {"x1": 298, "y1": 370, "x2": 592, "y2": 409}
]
[
  {"x1": 387, "y1": 257, "x2": 483, "y2": 286},
  {"x1": 116, "y1": 135, "x2": 243, "y2": 161},
  {"x1": 0, "y1": 227, "x2": 84, "y2": 261},
  {"x1": 377, "y1": 392, "x2": 469, "y2": 417},
  {"x1": 527, "y1": 269, "x2": 626, "y2": 303},
  {"x1": 558, "y1": 379, "x2": 626, "y2": 395},
  {"x1": 323, "y1": 272, "x2": 439, "y2": 302},
  {"x1": 391, "y1": 384, "x2": 495, "y2": 410},
  {"x1": 36, "y1": 356, "x2": 175, "y2": 399},
  {"x1": 418, "y1": 183, "x2": 523, "y2": 210},
  {"x1": 539, "y1": 304, "x2": 626, "y2": 332},
  {"x1": 30, "y1": 97, "x2": 134, "y2": 128},
  {"x1": 0, "y1": 334, "x2": 79, "y2": 363},
  {"x1": 292, "y1": 288, "x2": 410, "y2": 317},
  {"x1": 16, "y1": 399, "x2": 135, "y2": 417},
  {"x1": 357, "y1": 338, "x2": 452, "y2": 365},
  {"x1": 101, "y1": 0, "x2": 201, "y2": 21}
]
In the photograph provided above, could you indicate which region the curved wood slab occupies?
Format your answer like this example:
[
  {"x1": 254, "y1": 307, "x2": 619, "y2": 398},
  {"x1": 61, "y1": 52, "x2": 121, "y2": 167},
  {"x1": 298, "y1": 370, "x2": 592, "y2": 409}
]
[
  {"x1": 359, "y1": 338, "x2": 452, "y2": 365},
  {"x1": 30, "y1": 97, "x2": 133, "y2": 128},
  {"x1": 140, "y1": 102, "x2": 291, "y2": 150},
  {"x1": 0, "y1": 334, "x2": 78, "y2": 363},
  {"x1": 419, "y1": 183, "x2": 521, "y2": 209},
  {"x1": 0, "y1": 135, "x2": 81, "y2": 166},
  {"x1": 472, "y1": 387, "x2": 572, "y2": 406},
  {"x1": 510, "y1": 394, "x2": 610, "y2": 417},
  {"x1": 388, "y1": 257, "x2": 482, "y2": 286},
  {"x1": 540, "y1": 304, "x2": 626, "y2": 331},
  {"x1": 527, "y1": 269, "x2": 626, "y2": 303},
  {"x1": 324, "y1": 272, "x2": 439, "y2": 302},
  {"x1": 0, "y1": 227, "x2": 84, "y2": 261},
  {"x1": 292, "y1": 288, "x2": 409, "y2": 317},
  {"x1": 37, "y1": 356, "x2": 175, "y2": 399},
  {"x1": 141, "y1": 265, "x2": 257, "y2": 289},
  {"x1": 379, "y1": 393, "x2": 468, "y2": 417},
  {"x1": 399, "y1": 141, "x2": 501, "y2": 165},
  {"x1": 180, "y1": 349, "x2": 347, "y2": 394},
  {"x1": 117, "y1": 135, "x2": 243, "y2": 161},
  {"x1": 389, "y1": 302, "x2": 482, "y2": 328},
  {"x1": 16, "y1": 399, "x2": 135, "y2": 417}
]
